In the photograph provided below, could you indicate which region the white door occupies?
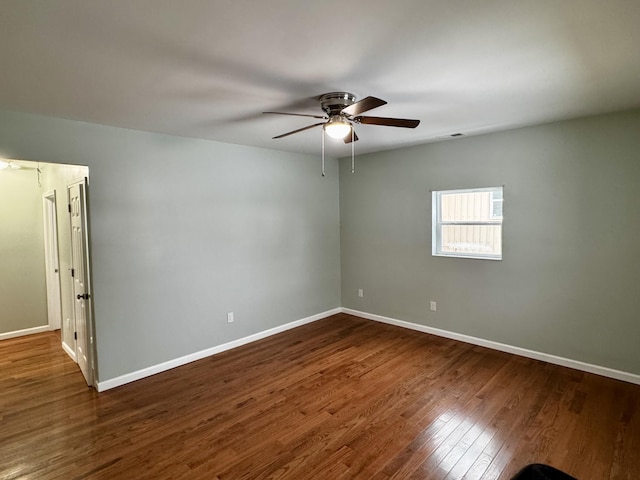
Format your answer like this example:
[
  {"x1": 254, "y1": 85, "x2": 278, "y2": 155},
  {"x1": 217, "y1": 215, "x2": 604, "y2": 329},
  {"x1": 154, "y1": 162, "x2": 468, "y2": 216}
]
[
  {"x1": 42, "y1": 191, "x2": 62, "y2": 331},
  {"x1": 68, "y1": 179, "x2": 94, "y2": 386}
]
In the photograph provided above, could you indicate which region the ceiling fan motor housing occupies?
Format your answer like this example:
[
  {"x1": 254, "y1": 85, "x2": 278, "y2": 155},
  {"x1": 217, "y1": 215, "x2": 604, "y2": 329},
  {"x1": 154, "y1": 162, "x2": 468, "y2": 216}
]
[
  {"x1": 319, "y1": 92, "x2": 356, "y2": 116},
  {"x1": 265, "y1": 92, "x2": 418, "y2": 141}
]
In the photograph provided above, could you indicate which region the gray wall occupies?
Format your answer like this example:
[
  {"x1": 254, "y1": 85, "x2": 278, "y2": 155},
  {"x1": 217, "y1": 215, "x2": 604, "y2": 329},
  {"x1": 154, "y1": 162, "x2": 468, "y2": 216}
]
[
  {"x1": 0, "y1": 109, "x2": 341, "y2": 382},
  {"x1": 340, "y1": 109, "x2": 640, "y2": 375},
  {"x1": 0, "y1": 166, "x2": 47, "y2": 333}
]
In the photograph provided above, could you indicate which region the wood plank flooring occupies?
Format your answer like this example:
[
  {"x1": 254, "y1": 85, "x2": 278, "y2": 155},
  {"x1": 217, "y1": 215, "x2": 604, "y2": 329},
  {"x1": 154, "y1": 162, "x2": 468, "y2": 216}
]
[{"x1": 2, "y1": 313, "x2": 639, "y2": 479}]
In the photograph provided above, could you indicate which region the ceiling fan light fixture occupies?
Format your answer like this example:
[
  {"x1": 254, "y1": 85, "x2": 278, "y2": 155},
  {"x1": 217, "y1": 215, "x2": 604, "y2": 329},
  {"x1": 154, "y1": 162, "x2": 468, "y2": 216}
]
[{"x1": 324, "y1": 116, "x2": 351, "y2": 139}]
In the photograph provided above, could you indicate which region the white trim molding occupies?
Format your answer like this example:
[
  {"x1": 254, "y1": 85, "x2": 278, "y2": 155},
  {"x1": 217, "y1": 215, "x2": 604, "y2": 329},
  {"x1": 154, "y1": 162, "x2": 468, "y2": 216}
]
[
  {"x1": 96, "y1": 308, "x2": 341, "y2": 392},
  {"x1": 341, "y1": 308, "x2": 640, "y2": 386},
  {"x1": 61, "y1": 340, "x2": 77, "y2": 362},
  {"x1": 0, "y1": 325, "x2": 49, "y2": 341}
]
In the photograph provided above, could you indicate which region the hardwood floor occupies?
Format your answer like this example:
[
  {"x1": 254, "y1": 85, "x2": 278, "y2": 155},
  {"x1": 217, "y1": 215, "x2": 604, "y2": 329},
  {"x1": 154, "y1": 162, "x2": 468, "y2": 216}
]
[{"x1": 2, "y1": 313, "x2": 639, "y2": 479}]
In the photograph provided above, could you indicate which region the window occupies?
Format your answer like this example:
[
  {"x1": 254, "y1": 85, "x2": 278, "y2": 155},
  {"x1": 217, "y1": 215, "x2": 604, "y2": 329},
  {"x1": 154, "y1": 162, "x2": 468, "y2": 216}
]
[{"x1": 432, "y1": 186, "x2": 503, "y2": 260}]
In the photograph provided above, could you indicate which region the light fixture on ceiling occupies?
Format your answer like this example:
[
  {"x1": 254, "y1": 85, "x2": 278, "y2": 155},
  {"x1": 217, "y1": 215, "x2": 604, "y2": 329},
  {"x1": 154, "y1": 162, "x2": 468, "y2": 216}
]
[
  {"x1": 323, "y1": 116, "x2": 352, "y2": 139},
  {"x1": 0, "y1": 160, "x2": 22, "y2": 170}
]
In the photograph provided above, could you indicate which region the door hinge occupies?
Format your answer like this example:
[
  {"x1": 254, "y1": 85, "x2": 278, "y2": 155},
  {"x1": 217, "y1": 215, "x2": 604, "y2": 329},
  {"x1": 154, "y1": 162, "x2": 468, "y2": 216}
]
[
  {"x1": 74, "y1": 332, "x2": 77, "y2": 340},
  {"x1": 71, "y1": 268, "x2": 75, "y2": 277},
  {"x1": 68, "y1": 204, "x2": 71, "y2": 213}
]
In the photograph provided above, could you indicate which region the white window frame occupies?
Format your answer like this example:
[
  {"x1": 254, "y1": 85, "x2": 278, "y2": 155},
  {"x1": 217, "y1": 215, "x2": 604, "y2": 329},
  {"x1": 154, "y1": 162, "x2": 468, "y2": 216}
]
[{"x1": 432, "y1": 186, "x2": 503, "y2": 260}]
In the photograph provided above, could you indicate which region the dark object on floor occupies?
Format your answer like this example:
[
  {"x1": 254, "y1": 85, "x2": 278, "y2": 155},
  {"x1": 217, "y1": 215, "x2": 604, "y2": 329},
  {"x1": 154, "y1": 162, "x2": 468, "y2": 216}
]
[{"x1": 511, "y1": 464, "x2": 577, "y2": 480}]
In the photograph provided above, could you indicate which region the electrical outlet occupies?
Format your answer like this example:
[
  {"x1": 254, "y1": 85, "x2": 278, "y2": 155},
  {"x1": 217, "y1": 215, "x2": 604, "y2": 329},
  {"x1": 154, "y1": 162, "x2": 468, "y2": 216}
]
[
  {"x1": 358, "y1": 289, "x2": 364, "y2": 298},
  {"x1": 227, "y1": 312, "x2": 234, "y2": 323},
  {"x1": 430, "y1": 301, "x2": 437, "y2": 312}
]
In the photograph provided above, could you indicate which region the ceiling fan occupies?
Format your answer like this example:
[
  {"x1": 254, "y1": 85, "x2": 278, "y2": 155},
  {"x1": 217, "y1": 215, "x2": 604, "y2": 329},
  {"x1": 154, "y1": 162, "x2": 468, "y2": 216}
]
[{"x1": 264, "y1": 92, "x2": 420, "y2": 143}]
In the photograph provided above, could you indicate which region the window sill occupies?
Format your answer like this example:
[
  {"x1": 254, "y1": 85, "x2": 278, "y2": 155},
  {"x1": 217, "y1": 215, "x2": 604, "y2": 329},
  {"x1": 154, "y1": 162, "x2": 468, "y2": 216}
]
[{"x1": 432, "y1": 253, "x2": 502, "y2": 261}]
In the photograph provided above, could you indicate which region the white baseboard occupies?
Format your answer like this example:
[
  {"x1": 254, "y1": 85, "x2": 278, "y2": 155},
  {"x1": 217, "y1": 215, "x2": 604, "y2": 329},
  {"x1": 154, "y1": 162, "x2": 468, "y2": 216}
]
[
  {"x1": 341, "y1": 308, "x2": 640, "y2": 386},
  {"x1": 62, "y1": 340, "x2": 77, "y2": 362},
  {"x1": 0, "y1": 325, "x2": 49, "y2": 341},
  {"x1": 96, "y1": 308, "x2": 342, "y2": 392}
]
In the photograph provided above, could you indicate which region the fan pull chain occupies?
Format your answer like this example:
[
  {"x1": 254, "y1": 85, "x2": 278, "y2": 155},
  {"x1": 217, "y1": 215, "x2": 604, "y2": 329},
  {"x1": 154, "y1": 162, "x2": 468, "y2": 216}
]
[
  {"x1": 351, "y1": 128, "x2": 355, "y2": 173},
  {"x1": 321, "y1": 129, "x2": 325, "y2": 177}
]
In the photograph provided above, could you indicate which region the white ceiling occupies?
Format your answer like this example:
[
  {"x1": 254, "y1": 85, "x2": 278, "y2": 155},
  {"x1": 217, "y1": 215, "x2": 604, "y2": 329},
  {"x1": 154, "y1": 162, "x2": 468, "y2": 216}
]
[{"x1": 1, "y1": 0, "x2": 639, "y2": 156}]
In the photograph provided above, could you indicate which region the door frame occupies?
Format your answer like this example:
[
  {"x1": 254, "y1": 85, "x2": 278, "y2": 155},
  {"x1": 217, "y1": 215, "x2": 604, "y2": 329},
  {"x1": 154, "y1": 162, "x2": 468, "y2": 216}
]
[{"x1": 42, "y1": 190, "x2": 63, "y2": 331}]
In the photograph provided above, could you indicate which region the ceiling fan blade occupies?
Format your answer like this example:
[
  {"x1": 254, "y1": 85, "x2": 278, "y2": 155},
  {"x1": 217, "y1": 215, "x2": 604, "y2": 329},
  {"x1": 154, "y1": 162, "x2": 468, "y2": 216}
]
[
  {"x1": 341, "y1": 96, "x2": 387, "y2": 116},
  {"x1": 273, "y1": 122, "x2": 325, "y2": 139},
  {"x1": 344, "y1": 130, "x2": 359, "y2": 144},
  {"x1": 263, "y1": 111, "x2": 326, "y2": 119},
  {"x1": 355, "y1": 116, "x2": 420, "y2": 128}
]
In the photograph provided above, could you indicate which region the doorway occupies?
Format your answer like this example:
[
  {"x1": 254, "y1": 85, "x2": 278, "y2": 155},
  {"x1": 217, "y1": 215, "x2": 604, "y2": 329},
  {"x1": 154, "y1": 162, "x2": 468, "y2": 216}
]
[
  {"x1": 43, "y1": 190, "x2": 63, "y2": 331},
  {"x1": 0, "y1": 159, "x2": 93, "y2": 386}
]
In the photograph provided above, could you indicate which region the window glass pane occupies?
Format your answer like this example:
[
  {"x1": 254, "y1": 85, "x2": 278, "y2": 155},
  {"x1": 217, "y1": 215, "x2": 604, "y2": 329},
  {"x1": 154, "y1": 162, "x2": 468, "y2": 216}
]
[
  {"x1": 441, "y1": 191, "x2": 493, "y2": 222},
  {"x1": 440, "y1": 225, "x2": 502, "y2": 255},
  {"x1": 491, "y1": 200, "x2": 503, "y2": 218}
]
